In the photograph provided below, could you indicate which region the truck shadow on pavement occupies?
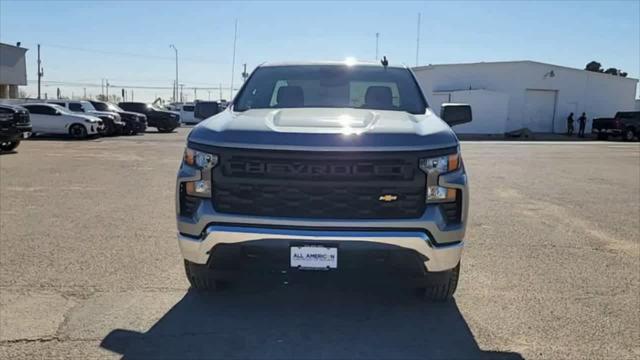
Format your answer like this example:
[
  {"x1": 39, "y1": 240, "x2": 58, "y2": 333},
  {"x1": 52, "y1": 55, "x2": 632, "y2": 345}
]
[{"x1": 101, "y1": 274, "x2": 523, "y2": 360}]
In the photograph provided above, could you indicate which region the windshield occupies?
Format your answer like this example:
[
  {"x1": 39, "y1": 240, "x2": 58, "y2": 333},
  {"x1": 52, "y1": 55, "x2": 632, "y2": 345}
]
[
  {"x1": 80, "y1": 101, "x2": 96, "y2": 111},
  {"x1": 234, "y1": 65, "x2": 427, "y2": 114},
  {"x1": 107, "y1": 103, "x2": 124, "y2": 112},
  {"x1": 50, "y1": 104, "x2": 69, "y2": 114}
]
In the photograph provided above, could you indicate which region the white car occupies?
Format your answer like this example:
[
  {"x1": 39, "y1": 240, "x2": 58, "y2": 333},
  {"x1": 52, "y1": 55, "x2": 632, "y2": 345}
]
[{"x1": 21, "y1": 103, "x2": 102, "y2": 139}]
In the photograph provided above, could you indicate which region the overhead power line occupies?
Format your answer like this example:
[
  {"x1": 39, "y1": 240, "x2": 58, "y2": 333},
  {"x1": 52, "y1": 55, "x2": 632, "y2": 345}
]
[{"x1": 40, "y1": 43, "x2": 220, "y2": 64}]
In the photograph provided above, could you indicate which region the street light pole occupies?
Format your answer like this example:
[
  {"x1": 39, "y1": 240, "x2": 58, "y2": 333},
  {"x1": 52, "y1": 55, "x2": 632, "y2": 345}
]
[{"x1": 170, "y1": 44, "x2": 179, "y2": 102}]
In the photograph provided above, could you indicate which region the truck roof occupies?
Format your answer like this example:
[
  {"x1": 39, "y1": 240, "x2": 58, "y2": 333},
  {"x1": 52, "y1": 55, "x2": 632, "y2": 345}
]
[{"x1": 260, "y1": 60, "x2": 406, "y2": 69}]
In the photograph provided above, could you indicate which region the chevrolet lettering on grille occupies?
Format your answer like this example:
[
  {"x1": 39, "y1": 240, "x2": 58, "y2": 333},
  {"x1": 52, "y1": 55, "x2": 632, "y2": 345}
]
[{"x1": 225, "y1": 160, "x2": 413, "y2": 179}]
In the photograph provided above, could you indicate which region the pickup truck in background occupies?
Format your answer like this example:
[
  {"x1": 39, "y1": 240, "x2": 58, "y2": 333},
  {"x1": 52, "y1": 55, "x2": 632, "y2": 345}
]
[
  {"x1": 0, "y1": 104, "x2": 31, "y2": 152},
  {"x1": 592, "y1": 111, "x2": 639, "y2": 141}
]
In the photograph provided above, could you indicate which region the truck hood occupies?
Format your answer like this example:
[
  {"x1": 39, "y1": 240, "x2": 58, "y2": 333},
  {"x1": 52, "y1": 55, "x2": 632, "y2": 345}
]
[
  {"x1": 188, "y1": 108, "x2": 458, "y2": 151},
  {"x1": 72, "y1": 114, "x2": 102, "y2": 122}
]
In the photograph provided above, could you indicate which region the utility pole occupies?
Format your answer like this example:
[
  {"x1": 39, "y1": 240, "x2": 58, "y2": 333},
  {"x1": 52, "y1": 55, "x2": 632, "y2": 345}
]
[
  {"x1": 106, "y1": 79, "x2": 109, "y2": 99},
  {"x1": 219, "y1": 83, "x2": 222, "y2": 100},
  {"x1": 179, "y1": 84, "x2": 184, "y2": 102},
  {"x1": 416, "y1": 12, "x2": 421, "y2": 66},
  {"x1": 375, "y1": 33, "x2": 379, "y2": 61},
  {"x1": 207, "y1": 90, "x2": 211, "y2": 100},
  {"x1": 194, "y1": 87, "x2": 197, "y2": 101},
  {"x1": 101, "y1": 79, "x2": 104, "y2": 97},
  {"x1": 170, "y1": 44, "x2": 178, "y2": 102},
  {"x1": 230, "y1": 19, "x2": 238, "y2": 99},
  {"x1": 131, "y1": 90, "x2": 134, "y2": 101},
  {"x1": 37, "y1": 44, "x2": 44, "y2": 99},
  {"x1": 83, "y1": 88, "x2": 87, "y2": 99}
]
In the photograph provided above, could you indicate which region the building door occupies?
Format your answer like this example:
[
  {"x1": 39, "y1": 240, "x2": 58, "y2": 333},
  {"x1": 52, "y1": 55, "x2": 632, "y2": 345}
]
[{"x1": 524, "y1": 89, "x2": 557, "y2": 132}]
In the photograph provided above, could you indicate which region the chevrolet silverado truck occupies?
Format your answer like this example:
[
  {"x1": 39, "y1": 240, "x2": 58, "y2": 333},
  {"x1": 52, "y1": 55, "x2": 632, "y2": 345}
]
[{"x1": 176, "y1": 61, "x2": 472, "y2": 301}]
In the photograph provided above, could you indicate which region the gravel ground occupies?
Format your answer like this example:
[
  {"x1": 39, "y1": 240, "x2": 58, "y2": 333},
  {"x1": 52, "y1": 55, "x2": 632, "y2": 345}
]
[{"x1": 1, "y1": 128, "x2": 638, "y2": 359}]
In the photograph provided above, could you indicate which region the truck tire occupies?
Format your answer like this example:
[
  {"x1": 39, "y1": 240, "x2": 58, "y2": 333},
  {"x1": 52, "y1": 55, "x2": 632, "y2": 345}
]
[
  {"x1": 157, "y1": 127, "x2": 176, "y2": 133},
  {"x1": 184, "y1": 260, "x2": 218, "y2": 291},
  {"x1": 0, "y1": 141, "x2": 19, "y2": 152},
  {"x1": 624, "y1": 127, "x2": 636, "y2": 142},
  {"x1": 422, "y1": 263, "x2": 460, "y2": 302},
  {"x1": 69, "y1": 124, "x2": 88, "y2": 139}
]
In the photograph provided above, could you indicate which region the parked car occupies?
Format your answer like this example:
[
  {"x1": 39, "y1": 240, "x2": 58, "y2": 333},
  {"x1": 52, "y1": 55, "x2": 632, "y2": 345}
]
[
  {"x1": 175, "y1": 103, "x2": 197, "y2": 124},
  {"x1": 89, "y1": 100, "x2": 147, "y2": 135},
  {"x1": 47, "y1": 100, "x2": 124, "y2": 136},
  {"x1": 0, "y1": 104, "x2": 31, "y2": 152},
  {"x1": 21, "y1": 103, "x2": 102, "y2": 139},
  {"x1": 193, "y1": 101, "x2": 220, "y2": 123},
  {"x1": 592, "y1": 111, "x2": 639, "y2": 141},
  {"x1": 176, "y1": 61, "x2": 472, "y2": 301},
  {"x1": 118, "y1": 102, "x2": 180, "y2": 132}
]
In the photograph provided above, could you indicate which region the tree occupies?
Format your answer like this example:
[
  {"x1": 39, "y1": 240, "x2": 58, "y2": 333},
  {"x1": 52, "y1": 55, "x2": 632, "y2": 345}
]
[
  {"x1": 604, "y1": 68, "x2": 620, "y2": 75},
  {"x1": 586, "y1": 61, "x2": 628, "y2": 77},
  {"x1": 585, "y1": 61, "x2": 604, "y2": 73}
]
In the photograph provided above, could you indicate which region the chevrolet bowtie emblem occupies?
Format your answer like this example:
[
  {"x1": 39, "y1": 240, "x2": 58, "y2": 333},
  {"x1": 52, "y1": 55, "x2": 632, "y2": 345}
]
[{"x1": 378, "y1": 194, "x2": 398, "y2": 202}]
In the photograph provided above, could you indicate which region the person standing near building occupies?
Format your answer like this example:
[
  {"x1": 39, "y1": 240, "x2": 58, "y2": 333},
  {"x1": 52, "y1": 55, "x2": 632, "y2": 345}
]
[
  {"x1": 567, "y1": 113, "x2": 575, "y2": 136},
  {"x1": 578, "y1": 112, "x2": 587, "y2": 138}
]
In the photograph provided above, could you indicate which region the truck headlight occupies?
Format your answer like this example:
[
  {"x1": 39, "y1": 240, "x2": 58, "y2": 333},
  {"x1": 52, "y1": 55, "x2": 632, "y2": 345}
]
[
  {"x1": 420, "y1": 152, "x2": 460, "y2": 203},
  {"x1": 183, "y1": 148, "x2": 218, "y2": 197},
  {"x1": 419, "y1": 153, "x2": 460, "y2": 173}
]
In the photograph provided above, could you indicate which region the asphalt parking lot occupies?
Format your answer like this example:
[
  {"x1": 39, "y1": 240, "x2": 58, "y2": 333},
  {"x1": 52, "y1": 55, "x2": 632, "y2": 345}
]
[{"x1": 1, "y1": 128, "x2": 638, "y2": 359}]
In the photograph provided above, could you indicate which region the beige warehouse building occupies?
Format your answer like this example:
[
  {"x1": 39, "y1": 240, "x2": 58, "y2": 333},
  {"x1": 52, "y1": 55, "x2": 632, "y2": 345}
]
[{"x1": 0, "y1": 42, "x2": 28, "y2": 99}]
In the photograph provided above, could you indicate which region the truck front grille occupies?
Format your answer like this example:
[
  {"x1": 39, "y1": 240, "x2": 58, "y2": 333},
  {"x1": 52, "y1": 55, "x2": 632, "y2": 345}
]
[{"x1": 205, "y1": 147, "x2": 448, "y2": 220}]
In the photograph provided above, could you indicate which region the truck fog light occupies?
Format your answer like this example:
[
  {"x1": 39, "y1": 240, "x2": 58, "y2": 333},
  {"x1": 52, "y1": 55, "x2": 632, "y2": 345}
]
[
  {"x1": 185, "y1": 180, "x2": 211, "y2": 197},
  {"x1": 427, "y1": 186, "x2": 456, "y2": 202}
]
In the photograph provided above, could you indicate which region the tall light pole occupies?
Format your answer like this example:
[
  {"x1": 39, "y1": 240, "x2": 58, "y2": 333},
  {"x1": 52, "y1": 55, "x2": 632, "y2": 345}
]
[
  {"x1": 170, "y1": 44, "x2": 179, "y2": 102},
  {"x1": 37, "y1": 44, "x2": 44, "y2": 99},
  {"x1": 375, "y1": 33, "x2": 379, "y2": 61}
]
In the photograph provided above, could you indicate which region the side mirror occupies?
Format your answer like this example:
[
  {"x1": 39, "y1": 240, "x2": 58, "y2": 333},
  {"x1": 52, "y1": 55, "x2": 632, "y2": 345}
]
[{"x1": 440, "y1": 103, "x2": 472, "y2": 127}]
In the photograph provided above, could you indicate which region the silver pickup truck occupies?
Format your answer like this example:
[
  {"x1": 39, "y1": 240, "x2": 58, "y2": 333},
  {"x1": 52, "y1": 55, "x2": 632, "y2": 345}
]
[{"x1": 176, "y1": 61, "x2": 472, "y2": 301}]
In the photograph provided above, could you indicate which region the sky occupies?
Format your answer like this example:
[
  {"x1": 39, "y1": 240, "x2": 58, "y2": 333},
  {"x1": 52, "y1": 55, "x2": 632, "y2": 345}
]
[{"x1": 1, "y1": 0, "x2": 639, "y2": 102}]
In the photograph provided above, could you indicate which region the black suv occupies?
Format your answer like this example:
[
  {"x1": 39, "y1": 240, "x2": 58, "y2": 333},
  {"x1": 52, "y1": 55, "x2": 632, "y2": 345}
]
[
  {"x1": 0, "y1": 104, "x2": 31, "y2": 152},
  {"x1": 89, "y1": 100, "x2": 147, "y2": 135},
  {"x1": 118, "y1": 102, "x2": 180, "y2": 133}
]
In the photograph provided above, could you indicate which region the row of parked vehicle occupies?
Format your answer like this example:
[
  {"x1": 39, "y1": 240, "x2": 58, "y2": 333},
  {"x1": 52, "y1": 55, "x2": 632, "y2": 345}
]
[{"x1": 0, "y1": 100, "x2": 184, "y2": 152}]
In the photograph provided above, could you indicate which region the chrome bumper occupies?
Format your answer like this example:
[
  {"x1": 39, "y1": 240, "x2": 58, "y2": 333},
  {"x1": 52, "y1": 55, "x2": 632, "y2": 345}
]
[{"x1": 178, "y1": 225, "x2": 463, "y2": 272}]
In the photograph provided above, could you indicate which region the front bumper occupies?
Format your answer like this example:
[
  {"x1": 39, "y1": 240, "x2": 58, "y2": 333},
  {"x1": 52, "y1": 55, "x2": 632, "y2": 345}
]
[
  {"x1": 0, "y1": 125, "x2": 31, "y2": 141},
  {"x1": 178, "y1": 225, "x2": 463, "y2": 272}
]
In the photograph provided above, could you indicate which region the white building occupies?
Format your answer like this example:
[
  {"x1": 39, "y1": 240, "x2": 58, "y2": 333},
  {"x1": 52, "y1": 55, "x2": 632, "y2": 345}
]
[
  {"x1": 413, "y1": 61, "x2": 639, "y2": 134},
  {"x1": 0, "y1": 42, "x2": 28, "y2": 99}
]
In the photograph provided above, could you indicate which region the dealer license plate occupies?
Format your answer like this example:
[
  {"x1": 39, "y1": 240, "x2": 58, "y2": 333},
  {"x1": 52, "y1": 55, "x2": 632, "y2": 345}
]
[{"x1": 290, "y1": 246, "x2": 337, "y2": 270}]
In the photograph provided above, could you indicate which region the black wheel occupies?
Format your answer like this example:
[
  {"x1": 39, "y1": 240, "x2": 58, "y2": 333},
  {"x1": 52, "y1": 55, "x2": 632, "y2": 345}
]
[
  {"x1": 184, "y1": 260, "x2": 218, "y2": 291},
  {"x1": 624, "y1": 127, "x2": 636, "y2": 142},
  {"x1": 421, "y1": 263, "x2": 460, "y2": 302},
  {"x1": 0, "y1": 141, "x2": 19, "y2": 152},
  {"x1": 157, "y1": 127, "x2": 176, "y2": 133},
  {"x1": 69, "y1": 124, "x2": 88, "y2": 139}
]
